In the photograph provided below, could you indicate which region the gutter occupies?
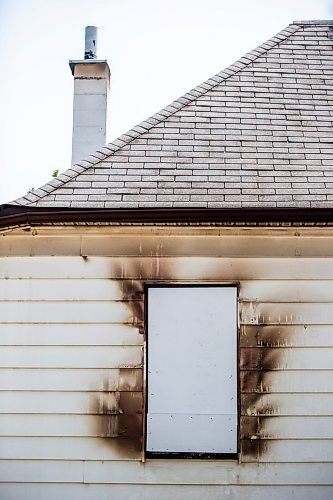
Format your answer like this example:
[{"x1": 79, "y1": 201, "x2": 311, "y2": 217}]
[{"x1": 1, "y1": 205, "x2": 333, "y2": 228}]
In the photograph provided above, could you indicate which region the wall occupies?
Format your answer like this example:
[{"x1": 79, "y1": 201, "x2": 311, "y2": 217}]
[{"x1": 0, "y1": 224, "x2": 332, "y2": 499}]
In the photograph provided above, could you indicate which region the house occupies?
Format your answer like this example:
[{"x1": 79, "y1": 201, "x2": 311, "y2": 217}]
[{"x1": 0, "y1": 19, "x2": 333, "y2": 499}]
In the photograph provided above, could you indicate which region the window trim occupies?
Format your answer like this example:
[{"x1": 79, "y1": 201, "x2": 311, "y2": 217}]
[{"x1": 144, "y1": 282, "x2": 240, "y2": 460}]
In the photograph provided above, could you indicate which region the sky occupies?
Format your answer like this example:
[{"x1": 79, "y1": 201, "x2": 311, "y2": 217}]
[{"x1": 0, "y1": 0, "x2": 332, "y2": 204}]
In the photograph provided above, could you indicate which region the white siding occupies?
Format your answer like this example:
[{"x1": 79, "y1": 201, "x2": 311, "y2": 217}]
[
  {"x1": 0, "y1": 226, "x2": 332, "y2": 498},
  {"x1": 1, "y1": 483, "x2": 332, "y2": 500}
]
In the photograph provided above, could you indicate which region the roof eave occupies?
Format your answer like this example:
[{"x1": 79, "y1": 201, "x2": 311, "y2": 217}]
[{"x1": 1, "y1": 205, "x2": 333, "y2": 229}]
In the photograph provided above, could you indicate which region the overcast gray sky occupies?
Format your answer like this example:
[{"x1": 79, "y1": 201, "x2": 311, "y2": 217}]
[{"x1": 0, "y1": 0, "x2": 332, "y2": 203}]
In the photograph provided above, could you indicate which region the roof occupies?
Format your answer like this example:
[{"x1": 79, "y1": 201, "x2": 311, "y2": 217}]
[{"x1": 9, "y1": 20, "x2": 333, "y2": 210}]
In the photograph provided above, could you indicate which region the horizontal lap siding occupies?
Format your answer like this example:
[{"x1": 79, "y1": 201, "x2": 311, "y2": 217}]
[
  {"x1": 238, "y1": 268, "x2": 333, "y2": 465},
  {"x1": 2, "y1": 256, "x2": 333, "y2": 279},
  {"x1": 0, "y1": 250, "x2": 145, "y2": 464},
  {"x1": 0, "y1": 229, "x2": 332, "y2": 493},
  {"x1": 240, "y1": 370, "x2": 333, "y2": 392},
  {"x1": 0, "y1": 368, "x2": 142, "y2": 391},
  {"x1": 1, "y1": 483, "x2": 333, "y2": 500},
  {"x1": 0, "y1": 324, "x2": 143, "y2": 345},
  {"x1": 3, "y1": 414, "x2": 332, "y2": 438},
  {"x1": 2, "y1": 278, "x2": 333, "y2": 302},
  {"x1": 1, "y1": 460, "x2": 333, "y2": 485},
  {"x1": 0, "y1": 414, "x2": 142, "y2": 436},
  {"x1": 0, "y1": 391, "x2": 143, "y2": 414}
]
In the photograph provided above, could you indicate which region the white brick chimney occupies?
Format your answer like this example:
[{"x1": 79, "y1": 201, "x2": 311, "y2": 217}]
[{"x1": 69, "y1": 26, "x2": 110, "y2": 165}]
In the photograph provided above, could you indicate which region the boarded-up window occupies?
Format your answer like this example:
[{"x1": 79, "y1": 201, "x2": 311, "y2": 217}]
[{"x1": 146, "y1": 285, "x2": 238, "y2": 457}]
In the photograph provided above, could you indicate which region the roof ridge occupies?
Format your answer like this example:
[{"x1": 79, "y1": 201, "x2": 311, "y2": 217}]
[
  {"x1": 293, "y1": 19, "x2": 333, "y2": 25},
  {"x1": 14, "y1": 21, "x2": 302, "y2": 206}
]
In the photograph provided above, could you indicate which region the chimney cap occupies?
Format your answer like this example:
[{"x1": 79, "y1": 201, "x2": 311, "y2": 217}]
[{"x1": 69, "y1": 59, "x2": 108, "y2": 76}]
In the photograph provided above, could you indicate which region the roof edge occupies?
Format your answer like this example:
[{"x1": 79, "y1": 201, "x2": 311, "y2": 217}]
[
  {"x1": 13, "y1": 21, "x2": 303, "y2": 206},
  {"x1": 1, "y1": 205, "x2": 333, "y2": 229}
]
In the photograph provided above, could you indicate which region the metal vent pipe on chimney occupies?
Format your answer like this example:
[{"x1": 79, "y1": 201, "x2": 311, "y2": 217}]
[
  {"x1": 84, "y1": 26, "x2": 97, "y2": 59},
  {"x1": 69, "y1": 27, "x2": 110, "y2": 165}
]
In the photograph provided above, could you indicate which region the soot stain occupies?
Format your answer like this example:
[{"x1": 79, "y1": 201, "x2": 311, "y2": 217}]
[
  {"x1": 114, "y1": 261, "x2": 146, "y2": 332},
  {"x1": 91, "y1": 383, "x2": 143, "y2": 458},
  {"x1": 113, "y1": 258, "x2": 172, "y2": 333},
  {"x1": 124, "y1": 279, "x2": 144, "y2": 300},
  {"x1": 118, "y1": 368, "x2": 143, "y2": 392},
  {"x1": 240, "y1": 322, "x2": 284, "y2": 461},
  {"x1": 91, "y1": 257, "x2": 151, "y2": 457}
]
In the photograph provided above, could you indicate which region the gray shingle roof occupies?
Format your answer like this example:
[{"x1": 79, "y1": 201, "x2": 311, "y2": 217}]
[{"x1": 13, "y1": 20, "x2": 333, "y2": 209}]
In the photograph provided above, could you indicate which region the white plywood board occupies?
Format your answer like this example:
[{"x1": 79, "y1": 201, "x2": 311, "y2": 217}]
[
  {"x1": 147, "y1": 286, "x2": 237, "y2": 453},
  {"x1": 147, "y1": 413, "x2": 236, "y2": 453}
]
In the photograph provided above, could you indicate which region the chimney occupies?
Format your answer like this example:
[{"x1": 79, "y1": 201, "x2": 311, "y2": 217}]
[{"x1": 69, "y1": 26, "x2": 110, "y2": 165}]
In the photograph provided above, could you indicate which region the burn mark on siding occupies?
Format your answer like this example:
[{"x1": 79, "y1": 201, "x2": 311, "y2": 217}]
[
  {"x1": 112, "y1": 263, "x2": 144, "y2": 456},
  {"x1": 114, "y1": 261, "x2": 147, "y2": 332},
  {"x1": 242, "y1": 325, "x2": 305, "y2": 348},
  {"x1": 113, "y1": 256, "x2": 170, "y2": 333},
  {"x1": 91, "y1": 259, "x2": 147, "y2": 458},
  {"x1": 240, "y1": 321, "x2": 283, "y2": 460},
  {"x1": 98, "y1": 369, "x2": 142, "y2": 392},
  {"x1": 101, "y1": 256, "x2": 173, "y2": 457},
  {"x1": 118, "y1": 368, "x2": 143, "y2": 392},
  {"x1": 241, "y1": 371, "x2": 262, "y2": 393},
  {"x1": 240, "y1": 345, "x2": 282, "y2": 371},
  {"x1": 91, "y1": 386, "x2": 143, "y2": 457},
  {"x1": 87, "y1": 253, "x2": 286, "y2": 461},
  {"x1": 123, "y1": 281, "x2": 144, "y2": 331},
  {"x1": 121, "y1": 279, "x2": 144, "y2": 300},
  {"x1": 240, "y1": 416, "x2": 260, "y2": 439}
]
